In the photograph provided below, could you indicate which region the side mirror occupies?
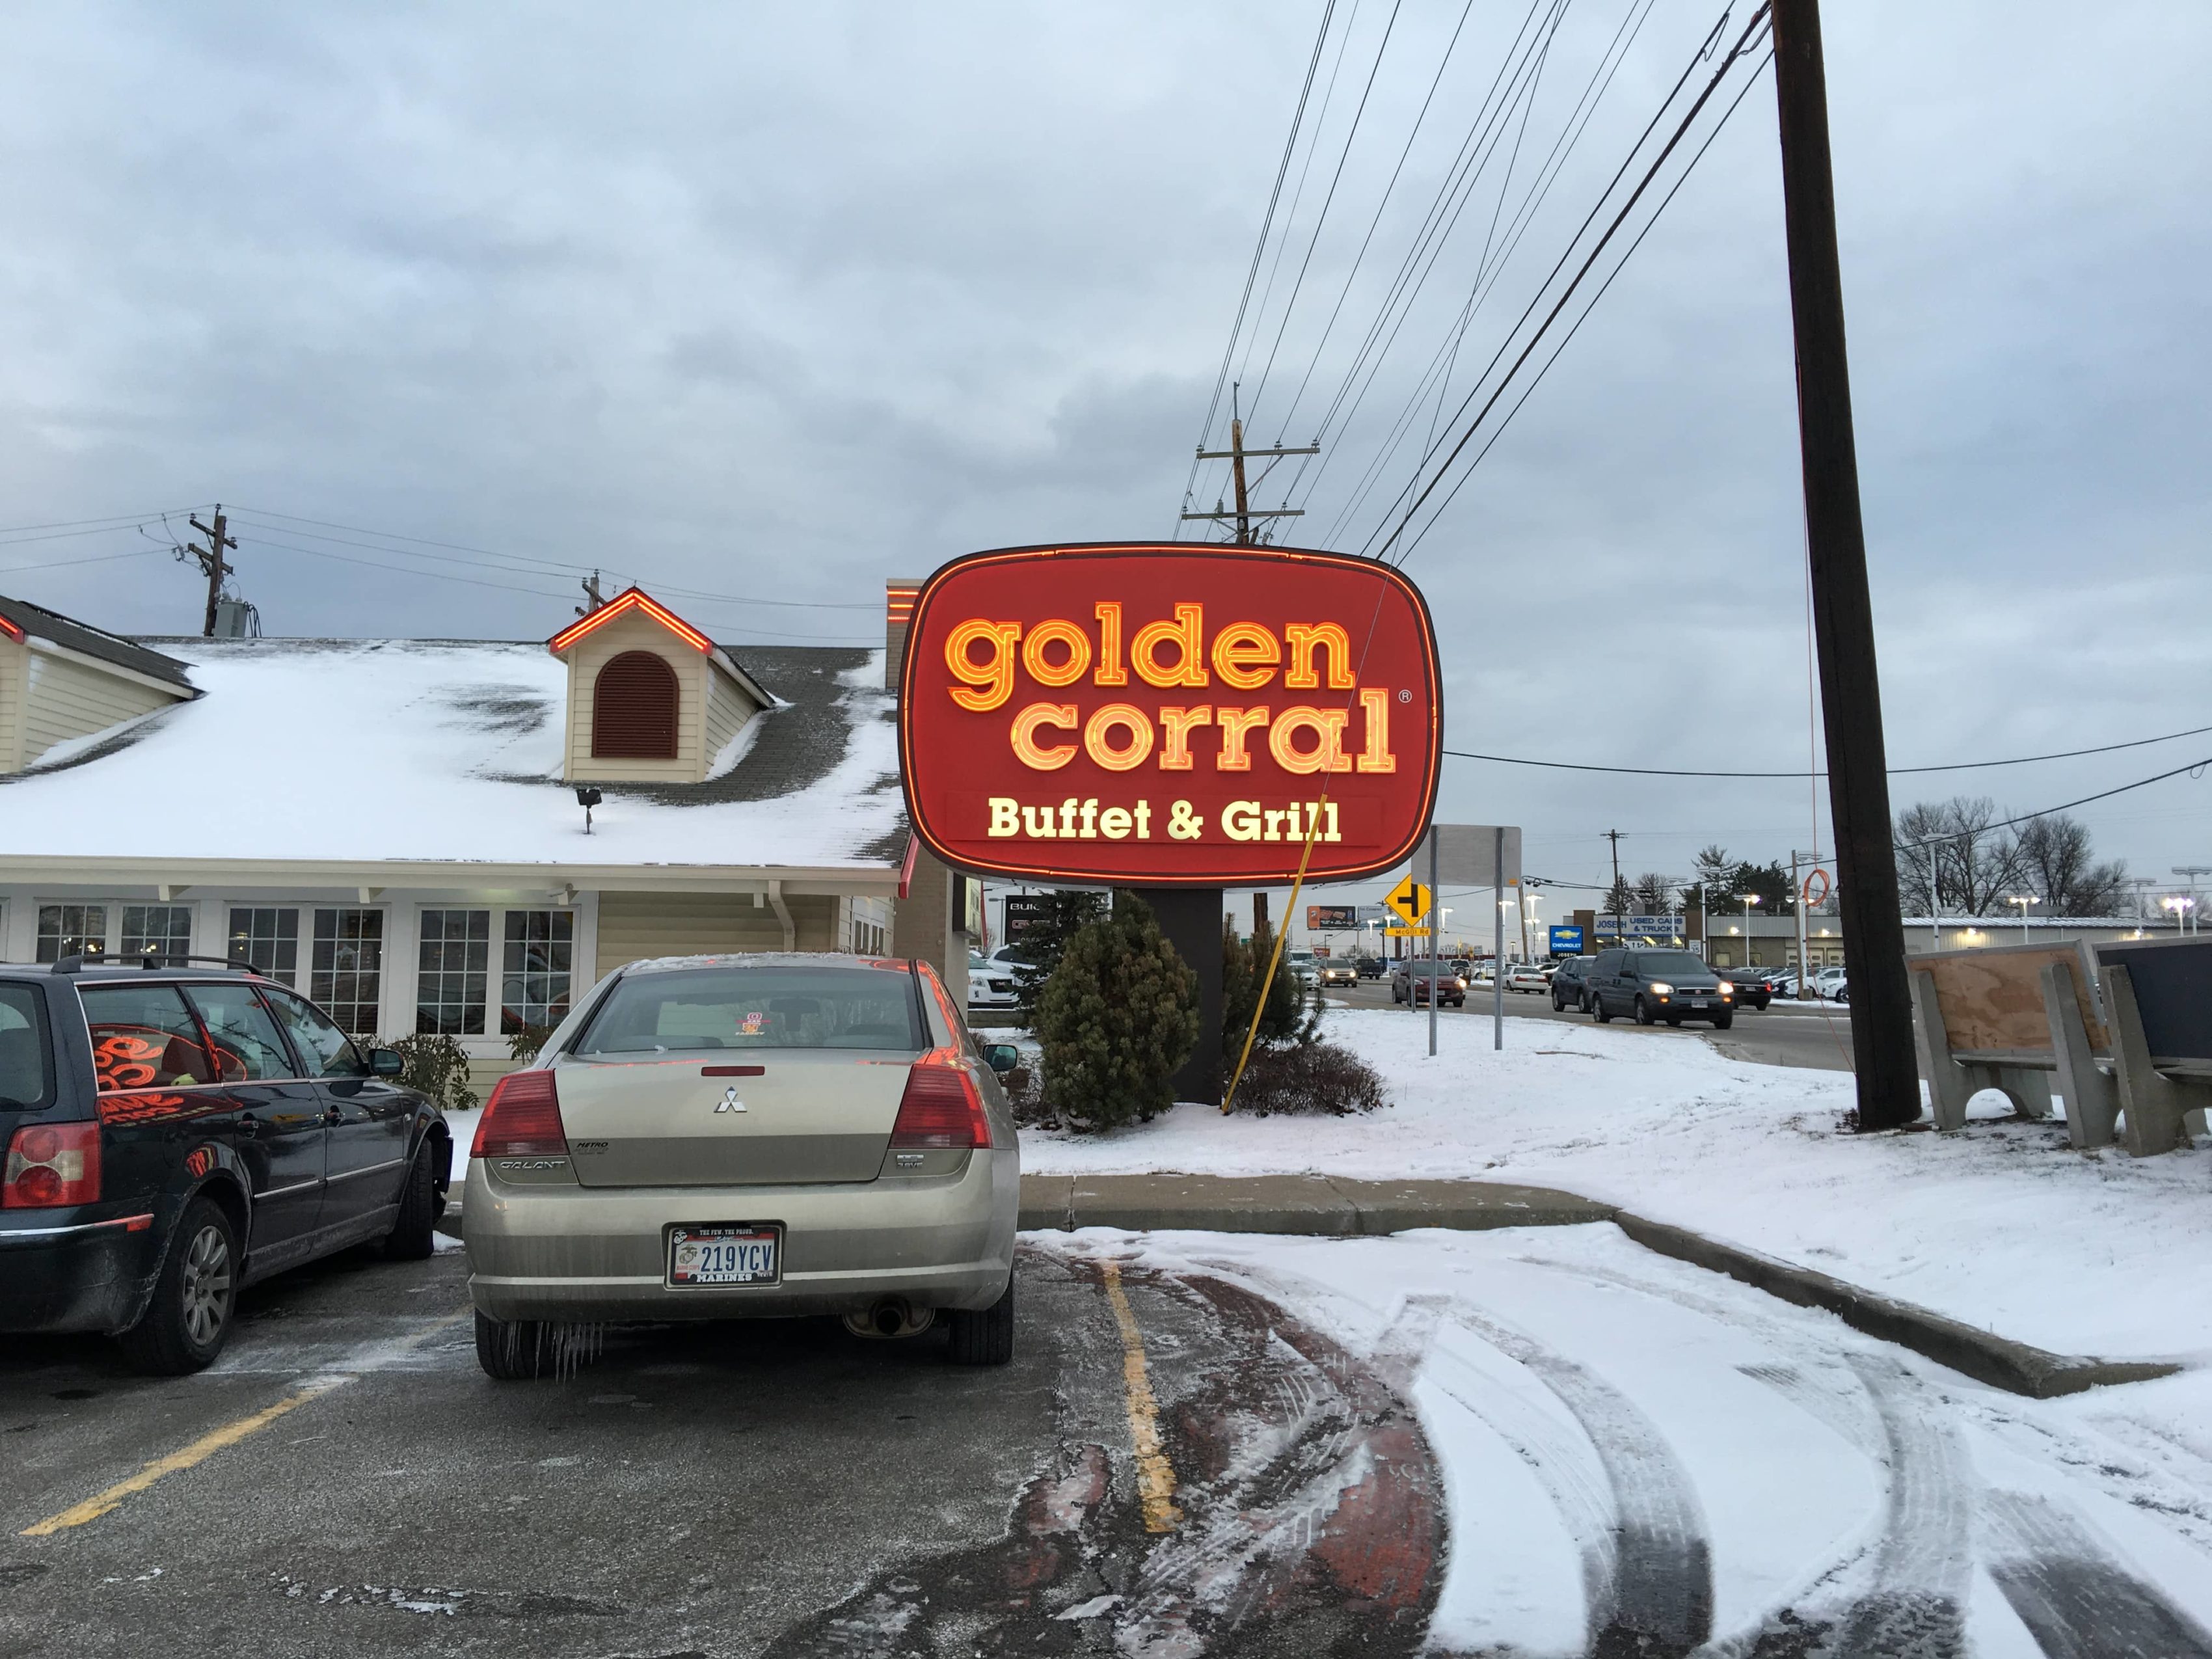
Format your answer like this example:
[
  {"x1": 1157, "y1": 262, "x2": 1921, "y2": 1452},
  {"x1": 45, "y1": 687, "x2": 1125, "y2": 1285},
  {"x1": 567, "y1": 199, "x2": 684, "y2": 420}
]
[
  {"x1": 369, "y1": 1047, "x2": 406, "y2": 1079},
  {"x1": 984, "y1": 1044, "x2": 1019, "y2": 1076}
]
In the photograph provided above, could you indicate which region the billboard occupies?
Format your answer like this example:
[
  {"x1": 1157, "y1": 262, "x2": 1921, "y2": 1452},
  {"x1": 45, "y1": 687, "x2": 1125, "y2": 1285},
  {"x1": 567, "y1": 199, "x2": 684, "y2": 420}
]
[
  {"x1": 1001, "y1": 895, "x2": 1050, "y2": 938},
  {"x1": 898, "y1": 543, "x2": 1441, "y2": 886},
  {"x1": 1307, "y1": 904, "x2": 1360, "y2": 931}
]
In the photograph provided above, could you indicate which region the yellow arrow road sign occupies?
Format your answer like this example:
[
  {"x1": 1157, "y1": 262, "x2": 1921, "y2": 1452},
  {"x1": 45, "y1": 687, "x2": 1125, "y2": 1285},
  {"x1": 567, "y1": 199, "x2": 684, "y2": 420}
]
[{"x1": 1384, "y1": 876, "x2": 1431, "y2": 927}]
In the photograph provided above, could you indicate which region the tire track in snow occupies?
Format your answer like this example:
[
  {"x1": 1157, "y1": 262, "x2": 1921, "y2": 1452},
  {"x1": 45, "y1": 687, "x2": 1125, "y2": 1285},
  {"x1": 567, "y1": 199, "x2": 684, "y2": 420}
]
[
  {"x1": 1448, "y1": 1306, "x2": 1714, "y2": 1659},
  {"x1": 1983, "y1": 1490, "x2": 2212, "y2": 1659}
]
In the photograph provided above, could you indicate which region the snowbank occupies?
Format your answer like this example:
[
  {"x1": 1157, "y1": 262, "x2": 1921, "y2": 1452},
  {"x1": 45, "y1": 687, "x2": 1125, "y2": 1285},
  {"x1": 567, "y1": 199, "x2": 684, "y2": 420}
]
[{"x1": 1021, "y1": 1008, "x2": 2212, "y2": 1361}]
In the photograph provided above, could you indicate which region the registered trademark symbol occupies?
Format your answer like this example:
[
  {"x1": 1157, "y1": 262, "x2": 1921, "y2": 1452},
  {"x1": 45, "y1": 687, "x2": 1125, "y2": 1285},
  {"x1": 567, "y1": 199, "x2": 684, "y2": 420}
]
[{"x1": 1397, "y1": 689, "x2": 1412, "y2": 703}]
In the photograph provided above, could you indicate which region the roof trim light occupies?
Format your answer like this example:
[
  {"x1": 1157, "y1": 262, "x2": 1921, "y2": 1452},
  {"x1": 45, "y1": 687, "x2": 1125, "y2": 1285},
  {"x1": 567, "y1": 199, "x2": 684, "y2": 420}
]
[{"x1": 547, "y1": 587, "x2": 714, "y2": 656}]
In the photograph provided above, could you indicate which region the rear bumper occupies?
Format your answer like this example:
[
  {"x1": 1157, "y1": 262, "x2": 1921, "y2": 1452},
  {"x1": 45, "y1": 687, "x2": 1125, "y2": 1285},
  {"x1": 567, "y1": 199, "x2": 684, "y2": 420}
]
[
  {"x1": 0, "y1": 1213, "x2": 161, "y2": 1336},
  {"x1": 463, "y1": 1148, "x2": 1020, "y2": 1324}
]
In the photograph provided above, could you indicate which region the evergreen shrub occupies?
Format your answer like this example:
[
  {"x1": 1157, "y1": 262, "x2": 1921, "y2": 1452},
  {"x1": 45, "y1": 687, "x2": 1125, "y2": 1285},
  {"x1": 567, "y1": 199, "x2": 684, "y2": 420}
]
[{"x1": 1036, "y1": 891, "x2": 1199, "y2": 1131}]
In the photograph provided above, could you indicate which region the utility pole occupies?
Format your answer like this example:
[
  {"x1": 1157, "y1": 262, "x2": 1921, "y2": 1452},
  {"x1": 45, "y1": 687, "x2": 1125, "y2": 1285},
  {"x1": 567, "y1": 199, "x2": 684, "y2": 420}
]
[
  {"x1": 1771, "y1": 0, "x2": 1918, "y2": 1129},
  {"x1": 1603, "y1": 828, "x2": 1625, "y2": 943},
  {"x1": 576, "y1": 571, "x2": 606, "y2": 616},
  {"x1": 1182, "y1": 385, "x2": 1318, "y2": 545},
  {"x1": 182, "y1": 507, "x2": 237, "y2": 638}
]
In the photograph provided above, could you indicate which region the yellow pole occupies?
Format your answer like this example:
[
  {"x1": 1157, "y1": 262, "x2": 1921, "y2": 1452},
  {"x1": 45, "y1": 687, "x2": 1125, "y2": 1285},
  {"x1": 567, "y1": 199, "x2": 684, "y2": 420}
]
[{"x1": 1222, "y1": 791, "x2": 1330, "y2": 1113}]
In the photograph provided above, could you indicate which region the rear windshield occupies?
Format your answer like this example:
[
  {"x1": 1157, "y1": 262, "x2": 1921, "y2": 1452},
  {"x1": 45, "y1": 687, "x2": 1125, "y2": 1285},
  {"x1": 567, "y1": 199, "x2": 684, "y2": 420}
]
[
  {"x1": 1634, "y1": 951, "x2": 1710, "y2": 975},
  {"x1": 0, "y1": 986, "x2": 52, "y2": 1109},
  {"x1": 573, "y1": 965, "x2": 926, "y2": 1054}
]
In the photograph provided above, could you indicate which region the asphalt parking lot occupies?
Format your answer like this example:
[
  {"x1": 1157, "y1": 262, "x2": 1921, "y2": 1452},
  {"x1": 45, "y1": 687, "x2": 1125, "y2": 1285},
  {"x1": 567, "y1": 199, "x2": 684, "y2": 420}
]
[
  {"x1": 0, "y1": 1241, "x2": 1438, "y2": 1658},
  {"x1": 1327, "y1": 977, "x2": 1861, "y2": 1071}
]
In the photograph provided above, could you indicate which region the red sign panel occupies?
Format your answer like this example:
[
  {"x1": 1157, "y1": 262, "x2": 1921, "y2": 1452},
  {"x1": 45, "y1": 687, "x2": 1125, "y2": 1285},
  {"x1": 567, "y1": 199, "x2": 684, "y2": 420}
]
[{"x1": 899, "y1": 543, "x2": 1441, "y2": 887}]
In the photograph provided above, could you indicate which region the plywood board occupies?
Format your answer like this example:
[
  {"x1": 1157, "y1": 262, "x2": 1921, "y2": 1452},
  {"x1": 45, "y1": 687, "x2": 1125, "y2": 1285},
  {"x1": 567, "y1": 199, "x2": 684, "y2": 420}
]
[{"x1": 1921, "y1": 942, "x2": 2106, "y2": 1057}]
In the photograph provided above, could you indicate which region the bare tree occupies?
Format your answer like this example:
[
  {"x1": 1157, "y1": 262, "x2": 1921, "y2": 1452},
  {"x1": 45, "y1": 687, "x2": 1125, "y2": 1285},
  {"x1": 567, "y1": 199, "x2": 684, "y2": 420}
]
[
  {"x1": 2016, "y1": 815, "x2": 2129, "y2": 915},
  {"x1": 1631, "y1": 872, "x2": 1679, "y2": 916},
  {"x1": 1894, "y1": 797, "x2": 2025, "y2": 915}
]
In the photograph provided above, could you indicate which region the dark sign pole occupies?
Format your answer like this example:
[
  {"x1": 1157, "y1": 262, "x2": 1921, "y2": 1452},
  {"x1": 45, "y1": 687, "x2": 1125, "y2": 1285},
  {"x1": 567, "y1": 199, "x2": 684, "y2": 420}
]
[{"x1": 1771, "y1": 0, "x2": 1919, "y2": 1129}]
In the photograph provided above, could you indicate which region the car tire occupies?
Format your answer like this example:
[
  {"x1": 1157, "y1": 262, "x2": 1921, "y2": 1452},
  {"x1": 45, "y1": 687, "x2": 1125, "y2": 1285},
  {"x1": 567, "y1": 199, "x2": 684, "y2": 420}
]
[
  {"x1": 475, "y1": 1310, "x2": 558, "y2": 1381},
  {"x1": 946, "y1": 1273, "x2": 1016, "y2": 1367},
  {"x1": 116, "y1": 1197, "x2": 237, "y2": 1375},
  {"x1": 1712, "y1": 1014, "x2": 1734, "y2": 1030},
  {"x1": 381, "y1": 1139, "x2": 439, "y2": 1261},
  {"x1": 1592, "y1": 994, "x2": 1612, "y2": 1024},
  {"x1": 1665, "y1": 1014, "x2": 1682, "y2": 1027},
  {"x1": 1551, "y1": 990, "x2": 1565, "y2": 1012},
  {"x1": 1635, "y1": 996, "x2": 1655, "y2": 1027}
]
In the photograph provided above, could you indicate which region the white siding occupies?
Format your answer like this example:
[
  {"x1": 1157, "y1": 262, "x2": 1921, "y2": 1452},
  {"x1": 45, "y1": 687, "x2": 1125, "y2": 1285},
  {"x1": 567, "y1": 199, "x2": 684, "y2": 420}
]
[
  {"x1": 563, "y1": 608, "x2": 710, "y2": 785},
  {"x1": 20, "y1": 650, "x2": 179, "y2": 768},
  {"x1": 593, "y1": 890, "x2": 841, "y2": 977},
  {"x1": 702, "y1": 664, "x2": 762, "y2": 766}
]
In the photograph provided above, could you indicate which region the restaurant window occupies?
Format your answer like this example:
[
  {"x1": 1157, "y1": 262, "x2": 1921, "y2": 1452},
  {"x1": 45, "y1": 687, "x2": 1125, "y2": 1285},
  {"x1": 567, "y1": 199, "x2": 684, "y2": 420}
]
[
  {"x1": 312, "y1": 908, "x2": 384, "y2": 1034},
  {"x1": 501, "y1": 910, "x2": 573, "y2": 1034},
  {"x1": 120, "y1": 904, "x2": 195, "y2": 965},
  {"x1": 36, "y1": 904, "x2": 108, "y2": 964},
  {"x1": 417, "y1": 909, "x2": 491, "y2": 1035},
  {"x1": 227, "y1": 907, "x2": 300, "y2": 984}
]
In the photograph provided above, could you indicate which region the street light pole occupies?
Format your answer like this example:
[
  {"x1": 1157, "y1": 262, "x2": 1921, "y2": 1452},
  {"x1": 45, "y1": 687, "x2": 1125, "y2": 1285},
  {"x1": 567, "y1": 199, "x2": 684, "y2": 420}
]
[
  {"x1": 2010, "y1": 894, "x2": 2037, "y2": 945},
  {"x1": 1743, "y1": 893, "x2": 1761, "y2": 969}
]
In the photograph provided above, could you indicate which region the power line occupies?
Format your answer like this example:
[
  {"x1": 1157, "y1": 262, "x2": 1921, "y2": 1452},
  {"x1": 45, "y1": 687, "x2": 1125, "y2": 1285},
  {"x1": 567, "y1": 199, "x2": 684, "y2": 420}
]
[
  {"x1": 1174, "y1": 0, "x2": 1339, "y2": 538},
  {"x1": 1893, "y1": 755, "x2": 2212, "y2": 854},
  {"x1": 1363, "y1": 3, "x2": 1772, "y2": 563},
  {"x1": 1444, "y1": 720, "x2": 2212, "y2": 778},
  {"x1": 0, "y1": 507, "x2": 202, "y2": 539}
]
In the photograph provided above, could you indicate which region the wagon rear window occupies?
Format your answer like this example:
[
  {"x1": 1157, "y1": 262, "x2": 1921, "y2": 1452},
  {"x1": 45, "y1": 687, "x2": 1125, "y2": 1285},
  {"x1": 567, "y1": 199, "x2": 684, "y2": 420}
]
[
  {"x1": 79, "y1": 983, "x2": 217, "y2": 1090},
  {"x1": 574, "y1": 966, "x2": 925, "y2": 1054},
  {"x1": 0, "y1": 988, "x2": 51, "y2": 1109}
]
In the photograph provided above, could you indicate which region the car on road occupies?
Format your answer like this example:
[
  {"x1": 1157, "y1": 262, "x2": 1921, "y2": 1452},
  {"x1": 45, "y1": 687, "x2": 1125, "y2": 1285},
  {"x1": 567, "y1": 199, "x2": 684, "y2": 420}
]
[
  {"x1": 1584, "y1": 948, "x2": 1736, "y2": 1029},
  {"x1": 1390, "y1": 959, "x2": 1467, "y2": 1006},
  {"x1": 1549, "y1": 956, "x2": 1597, "y2": 1012},
  {"x1": 965, "y1": 952, "x2": 1019, "y2": 1018},
  {"x1": 1284, "y1": 949, "x2": 1321, "y2": 991},
  {"x1": 1505, "y1": 964, "x2": 1551, "y2": 994},
  {"x1": 1727, "y1": 969, "x2": 1775, "y2": 1011},
  {"x1": 1, "y1": 960, "x2": 446, "y2": 1374},
  {"x1": 1317, "y1": 959, "x2": 1359, "y2": 988},
  {"x1": 464, "y1": 952, "x2": 1021, "y2": 1378},
  {"x1": 1355, "y1": 955, "x2": 1387, "y2": 979}
]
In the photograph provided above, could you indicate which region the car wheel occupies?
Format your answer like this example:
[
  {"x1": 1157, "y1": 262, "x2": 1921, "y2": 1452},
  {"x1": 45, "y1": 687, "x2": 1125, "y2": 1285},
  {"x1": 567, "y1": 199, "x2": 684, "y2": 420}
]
[
  {"x1": 946, "y1": 1272, "x2": 1015, "y2": 1367},
  {"x1": 1635, "y1": 996, "x2": 1655, "y2": 1027},
  {"x1": 1592, "y1": 993, "x2": 1612, "y2": 1024},
  {"x1": 381, "y1": 1139, "x2": 440, "y2": 1260},
  {"x1": 1712, "y1": 1014, "x2": 1734, "y2": 1030},
  {"x1": 475, "y1": 1309, "x2": 560, "y2": 1381},
  {"x1": 1551, "y1": 990, "x2": 1565, "y2": 1012},
  {"x1": 1665, "y1": 1015, "x2": 1682, "y2": 1027},
  {"x1": 116, "y1": 1197, "x2": 237, "y2": 1375}
]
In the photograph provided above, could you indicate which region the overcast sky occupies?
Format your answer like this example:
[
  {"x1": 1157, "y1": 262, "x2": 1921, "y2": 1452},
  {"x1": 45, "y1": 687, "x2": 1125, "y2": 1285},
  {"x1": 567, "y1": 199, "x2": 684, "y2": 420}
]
[{"x1": 3, "y1": 2, "x2": 2207, "y2": 906}]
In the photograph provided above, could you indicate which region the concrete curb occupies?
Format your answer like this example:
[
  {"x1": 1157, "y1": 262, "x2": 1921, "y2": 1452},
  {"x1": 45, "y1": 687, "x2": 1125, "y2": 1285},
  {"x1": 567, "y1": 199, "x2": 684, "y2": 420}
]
[{"x1": 1018, "y1": 1172, "x2": 2180, "y2": 1400}]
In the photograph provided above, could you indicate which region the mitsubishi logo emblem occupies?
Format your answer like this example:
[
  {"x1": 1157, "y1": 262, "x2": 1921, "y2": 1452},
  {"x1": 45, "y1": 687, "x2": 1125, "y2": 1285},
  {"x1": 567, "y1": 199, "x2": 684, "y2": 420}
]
[{"x1": 714, "y1": 1085, "x2": 746, "y2": 1114}]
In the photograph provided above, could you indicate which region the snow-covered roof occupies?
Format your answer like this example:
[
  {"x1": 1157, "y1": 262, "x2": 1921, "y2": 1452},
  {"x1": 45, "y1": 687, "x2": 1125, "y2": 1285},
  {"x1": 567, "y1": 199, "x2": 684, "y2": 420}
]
[{"x1": 0, "y1": 638, "x2": 906, "y2": 872}]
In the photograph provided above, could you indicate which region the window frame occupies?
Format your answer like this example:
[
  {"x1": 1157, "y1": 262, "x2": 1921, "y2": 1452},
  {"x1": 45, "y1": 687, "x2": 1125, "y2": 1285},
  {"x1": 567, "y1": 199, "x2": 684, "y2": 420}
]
[
  {"x1": 36, "y1": 901, "x2": 114, "y2": 964},
  {"x1": 226, "y1": 906, "x2": 302, "y2": 988},
  {"x1": 416, "y1": 907, "x2": 492, "y2": 1036},
  {"x1": 310, "y1": 907, "x2": 386, "y2": 1036}
]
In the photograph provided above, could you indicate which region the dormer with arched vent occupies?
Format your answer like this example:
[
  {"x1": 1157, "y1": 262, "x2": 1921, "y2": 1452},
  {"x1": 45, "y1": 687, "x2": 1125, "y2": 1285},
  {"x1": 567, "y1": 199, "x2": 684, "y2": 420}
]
[{"x1": 547, "y1": 587, "x2": 770, "y2": 784}]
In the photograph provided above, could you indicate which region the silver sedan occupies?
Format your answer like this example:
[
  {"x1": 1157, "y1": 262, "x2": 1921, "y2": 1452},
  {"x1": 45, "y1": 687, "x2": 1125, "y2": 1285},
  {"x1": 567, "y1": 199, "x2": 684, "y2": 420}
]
[{"x1": 464, "y1": 954, "x2": 1021, "y2": 1378}]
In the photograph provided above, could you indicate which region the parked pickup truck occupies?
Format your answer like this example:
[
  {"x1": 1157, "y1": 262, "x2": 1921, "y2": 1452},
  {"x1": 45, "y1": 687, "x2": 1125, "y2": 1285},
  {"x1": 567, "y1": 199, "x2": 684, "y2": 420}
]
[{"x1": 0, "y1": 959, "x2": 448, "y2": 1373}]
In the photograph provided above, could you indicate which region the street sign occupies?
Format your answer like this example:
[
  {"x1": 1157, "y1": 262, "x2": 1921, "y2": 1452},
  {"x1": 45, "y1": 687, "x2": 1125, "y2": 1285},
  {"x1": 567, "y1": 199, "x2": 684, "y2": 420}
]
[
  {"x1": 897, "y1": 541, "x2": 1442, "y2": 886},
  {"x1": 1384, "y1": 876, "x2": 1431, "y2": 927},
  {"x1": 1426, "y1": 824, "x2": 1522, "y2": 887},
  {"x1": 1383, "y1": 924, "x2": 1432, "y2": 937},
  {"x1": 1548, "y1": 924, "x2": 1585, "y2": 955},
  {"x1": 1306, "y1": 904, "x2": 1359, "y2": 931}
]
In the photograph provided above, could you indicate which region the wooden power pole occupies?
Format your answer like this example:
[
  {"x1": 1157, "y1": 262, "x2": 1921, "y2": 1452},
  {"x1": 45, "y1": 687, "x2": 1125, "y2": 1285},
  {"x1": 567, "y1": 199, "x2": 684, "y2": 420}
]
[
  {"x1": 1771, "y1": 0, "x2": 1919, "y2": 1129},
  {"x1": 183, "y1": 507, "x2": 237, "y2": 638},
  {"x1": 1181, "y1": 386, "x2": 1317, "y2": 545}
]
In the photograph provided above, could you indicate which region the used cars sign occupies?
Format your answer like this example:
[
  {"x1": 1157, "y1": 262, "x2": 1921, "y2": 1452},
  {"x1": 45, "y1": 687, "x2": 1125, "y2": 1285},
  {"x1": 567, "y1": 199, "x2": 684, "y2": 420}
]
[{"x1": 898, "y1": 543, "x2": 1440, "y2": 886}]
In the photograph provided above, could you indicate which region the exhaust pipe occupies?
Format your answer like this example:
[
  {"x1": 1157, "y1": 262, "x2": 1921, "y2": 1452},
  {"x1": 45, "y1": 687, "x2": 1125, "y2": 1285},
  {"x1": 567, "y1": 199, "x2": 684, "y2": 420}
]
[{"x1": 843, "y1": 1298, "x2": 936, "y2": 1340}]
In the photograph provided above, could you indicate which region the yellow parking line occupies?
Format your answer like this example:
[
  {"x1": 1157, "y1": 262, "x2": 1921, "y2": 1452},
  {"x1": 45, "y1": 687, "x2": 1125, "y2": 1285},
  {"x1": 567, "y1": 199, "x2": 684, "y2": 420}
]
[
  {"x1": 21, "y1": 1311, "x2": 468, "y2": 1538},
  {"x1": 1099, "y1": 1260, "x2": 1182, "y2": 1533}
]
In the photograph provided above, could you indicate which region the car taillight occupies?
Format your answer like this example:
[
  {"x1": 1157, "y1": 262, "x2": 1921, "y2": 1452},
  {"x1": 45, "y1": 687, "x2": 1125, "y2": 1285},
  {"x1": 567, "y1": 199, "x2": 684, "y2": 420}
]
[
  {"x1": 472, "y1": 1070, "x2": 569, "y2": 1157},
  {"x1": 3, "y1": 1122, "x2": 101, "y2": 1209},
  {"x1": 891, "y1": 1053, "x2": 992, "y2": 1150}
]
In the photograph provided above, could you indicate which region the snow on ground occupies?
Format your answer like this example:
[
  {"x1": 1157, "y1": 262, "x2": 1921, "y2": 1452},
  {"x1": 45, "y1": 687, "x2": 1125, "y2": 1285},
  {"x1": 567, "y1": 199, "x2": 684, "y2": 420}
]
[
  {"x1": 1035, "y1": 1225, "x2": 2212, "y2": 1657},
  {"x1": 1021, "y1": 1008, "x2": 2212, "y2": 1361}
]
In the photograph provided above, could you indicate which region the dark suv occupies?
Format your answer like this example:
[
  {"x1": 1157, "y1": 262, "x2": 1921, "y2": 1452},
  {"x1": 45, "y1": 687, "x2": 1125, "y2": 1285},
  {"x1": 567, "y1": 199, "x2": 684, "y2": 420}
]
[
  {"x1": 1548, "y1": 956, "x2": 1597, "y2": 1012},
  {"x1": 0, "y1": 960, "x2": 447, "y2": 1373},
  {"x1": 1584, "y1": 948, "x2": 1736, "y2": 1029}
]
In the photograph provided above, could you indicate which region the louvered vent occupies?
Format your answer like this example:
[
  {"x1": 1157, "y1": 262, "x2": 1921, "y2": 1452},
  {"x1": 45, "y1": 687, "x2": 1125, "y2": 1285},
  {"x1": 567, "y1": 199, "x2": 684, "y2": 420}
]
[{"x1": 591, "y1": 650, "x2": 681, "y2": 759}]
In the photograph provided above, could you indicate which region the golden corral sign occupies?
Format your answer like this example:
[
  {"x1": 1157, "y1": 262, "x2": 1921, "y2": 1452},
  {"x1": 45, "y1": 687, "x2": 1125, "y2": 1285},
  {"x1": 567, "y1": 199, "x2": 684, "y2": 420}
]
[{"x1": 898, "y1": 543, "x2": 1441, "y2": 886}]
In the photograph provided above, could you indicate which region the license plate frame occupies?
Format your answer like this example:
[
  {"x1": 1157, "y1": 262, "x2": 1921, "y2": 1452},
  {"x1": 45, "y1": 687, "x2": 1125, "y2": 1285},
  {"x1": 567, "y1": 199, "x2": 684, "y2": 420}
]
[{"x1": 666, "y1": 1222, "x2": 783, "y2": 1288}]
